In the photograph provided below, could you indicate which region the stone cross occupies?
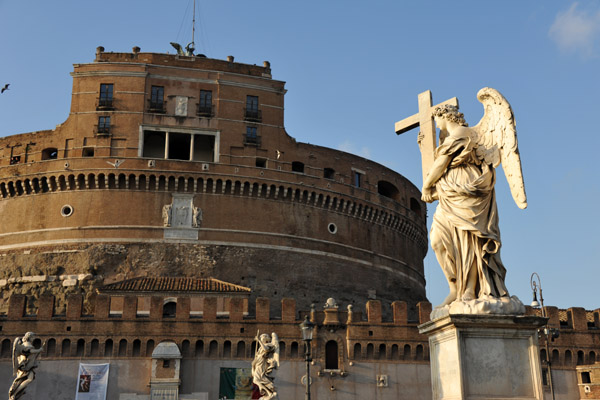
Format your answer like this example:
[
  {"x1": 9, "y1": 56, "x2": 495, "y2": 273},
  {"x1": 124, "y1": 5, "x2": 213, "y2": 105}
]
[{"x1": 395, "y1": 90, "x2": 459, "y2": 183}]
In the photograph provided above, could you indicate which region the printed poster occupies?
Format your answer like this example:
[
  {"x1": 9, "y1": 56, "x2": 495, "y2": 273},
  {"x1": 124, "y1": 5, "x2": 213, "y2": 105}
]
[
  {"x1": 219, "y1": 368, "x2": 261, "y2": 399},
  {"x1": 75, "y1": 363, "x2": 109, "y2": 400}
]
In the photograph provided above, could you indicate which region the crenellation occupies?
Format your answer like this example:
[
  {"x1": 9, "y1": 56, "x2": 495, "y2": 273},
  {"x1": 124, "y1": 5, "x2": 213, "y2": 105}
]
[
  {"x1": 8, "y1": 294, "x2": 26, "y2": 319},
  {"x1": 392, "y1": 300, "x2": 408, "y2": 325},
  {"x1": 281, "y1": 298, "x2": 296, "y2": 322},
  {"x1": 66, "y1": 294, "x2": 83, "y2": 320},
  {"x1": 123, "y1": 295, "x2": 138, "y2": 319},
  {"x1": 570, "y1": 307, "x2": 588, "y2": 331},
  {"x1": 366, "y1": 300, "x2": 382, "y2": 323},
  {"x1": 417, "y1": 301, "x2": 431, "y2": 324}
]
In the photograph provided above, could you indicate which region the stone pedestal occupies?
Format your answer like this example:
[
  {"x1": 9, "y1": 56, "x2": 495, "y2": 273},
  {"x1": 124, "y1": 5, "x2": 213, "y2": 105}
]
[{"x1": 419, "y1": 314, "x2": 547, "y2": 400}]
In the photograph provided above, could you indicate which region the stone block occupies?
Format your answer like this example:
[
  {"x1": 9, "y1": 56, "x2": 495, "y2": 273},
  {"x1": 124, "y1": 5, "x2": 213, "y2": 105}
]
[
  {"x1": 67, "y1": 294, "x2": 83, "y2": 319},
  {"x1": 417, "y1": 301, "x2": 432, "y2": 324},
  {"x1": 392, "y1": 301, "x2": 408, "y2": 325},
  {"x1": 176, "y1": 297, "x2": 190, "y2": 321},
  {"x1": 256, "y1": 298, "x2": 270, "y2": 322},
  {"x1": 569, "y1": 307, "x2": 588, "y2": 331},
  {"x1": 419, "y1": 314, "x2": 546, "y2": 400},
  {"x1": 37, "y1": 294, "x2": 55, "y2": 319},
  {"x1": 203, "y1": 297, "x2": 217, "y2": 321},
  {"x1": 8, "y1": 294, "x2": 26, "y2": 319},
  {"x1": 281, "y1": 298, "x2": 296, "y2": 322},
  {"x1": 366, "y1": 300, "x2": 382, "y2": 323},
  {"x1": 228, "y1": 297, "x2": 244, "y2": 321},
  {"x1": 123, "y1": 296, "x2": 137, "y2": 319}
]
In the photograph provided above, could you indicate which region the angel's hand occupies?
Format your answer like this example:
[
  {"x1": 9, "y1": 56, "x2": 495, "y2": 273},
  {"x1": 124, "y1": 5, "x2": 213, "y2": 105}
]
[{"x1": 421, "y1": 187, "x2": 434, "y2": 203}]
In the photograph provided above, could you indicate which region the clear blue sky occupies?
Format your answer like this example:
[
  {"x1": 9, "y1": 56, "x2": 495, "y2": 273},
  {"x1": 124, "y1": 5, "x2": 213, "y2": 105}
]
[{"x1": 1, "y1": 1, "x2": 598, "y2": 310}]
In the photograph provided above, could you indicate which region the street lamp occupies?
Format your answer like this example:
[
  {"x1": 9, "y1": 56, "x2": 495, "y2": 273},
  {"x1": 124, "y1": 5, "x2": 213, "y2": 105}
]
[
  {"x1": 300, "y1": 315, "x2": 315, "y2": 400},
  {"x1": 531, "y1": 272, "x2": 558, "y2": 400}
]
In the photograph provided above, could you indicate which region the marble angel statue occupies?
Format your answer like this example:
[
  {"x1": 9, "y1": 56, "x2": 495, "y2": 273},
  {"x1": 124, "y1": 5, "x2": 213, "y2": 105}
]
[
  {"x1": 9, "y1": 332, "x2": 44, "y2": 400},
  {"x1": 421, "y1": 87, "x2": 527, "y2": 316},
  {"x1": 251, "y1": 332, "x2": 280, "y2": 400}
]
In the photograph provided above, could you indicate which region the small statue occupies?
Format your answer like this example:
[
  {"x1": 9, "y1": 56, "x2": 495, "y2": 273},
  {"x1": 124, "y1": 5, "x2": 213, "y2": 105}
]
[
  {"x1": 251, "y1": 332, "x2": 280, "y2": 400},
  {"x1": 422, "y1": 88, "x2": 527, "y2": 315},
  {"x1": 162, "y1": 204, "x2": 172, "y2": 227},
  {"x1": 9, "y1": 332, "x2": 44, "y2": 400},
  {"x1": 192, "y1": 207, "x2": 203, "y2": 228}
]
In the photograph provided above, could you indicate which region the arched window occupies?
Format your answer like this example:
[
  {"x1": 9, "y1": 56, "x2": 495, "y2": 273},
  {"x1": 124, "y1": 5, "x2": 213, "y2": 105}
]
[
  {"x1": 565, "y1": 350, "x2": 572, "y2": 365},
  {"x1": 62, "y1": 339, "x2": 71, "y2": 357},
  {"x1": 90, "y1": 339, "x2": 99, "y2": 357},
  {"x1": 250, "y1": 341, "x2": 257, "y2": 358},
  {"x1": 41, "y1": 148, "x2": 58, "y2": 160},
  {"x1": 146, "y1": 340, "x2": 155, "y2": 357},
  {"x1": 403, "y1": 344, "x2": 411, "y2": 360},
  {"x1": 209, "y1": 340, "x2": 218, "y2": 358},
  {"x1": 1, "y1": 339, "x2": 12, "y2": 357},
  {"x1": 279, "y1": 342, "x2": 286, "y2": 359},
  {"x1": 237, "y1": 341, "x2": 246, "y2": 358},
  {"x1": 181, "y1": 340, "x2": 190, "y2": 357},
  {"x1": 118, "y1": 339, "x2": 127, "y2": 357},
  {"x1": 354, "y1": 343, "x2": 362, "y2": 360},
  {"x1": 104, "y1": 339, "x2": 113, "y2": 358},
  {"x1": 577, "y1": 350, "x2": 584, "y2": 365},
  {"x1": 590, "y1": 351, "x2": 596, "y2": 364},
  {"x1": 325, "y1": 340, "x2": 338, "y2": 370},
  {"x1": 378, "y1": 181, "x2": 400, "y2": 200},
  {"x1": 290, "y1": 342, "x2": 299, "y2": 358},
  {"x1": 76, "y1": 339, "x2": 85, "y2": 357},
  {"x1": 410, "y1": 197, "x2": 421, "y2": 214},
  {"x1": 163, "y1": 300, "x2": 177, "y2": 318},
  {"x1": 223, "y1": 341, "x2": 232, "y2": 358},
  {"x1": 195, "y1": 340, "x2": 204, "y2": 357},
  {"x1": 552, "y1": 349, "x2": 560, "y2": 364},
  {"x1": 416, "y1": 344, "x2": 424, "y2": 360},
  {"x1": 46, "y1": 339, "x2": 56, "y2": 357},
  {"x1": 391, "y1": 344, "x2": 399, "y2": 359},
  {"x1": 366, "y1": 343, "x2": 374, "y2": 359},
  {"x1": 133, "y1": 340, "x2": 141, "y2": 357},
  {"x1": 324, "y1": 168, "x2": 335, "y2": 179},
  {"x1": 540, "y1": 349, "x2": 547, "y2": 363},
  {"x1": 377, "y1": 344, "x2": 386, "y2": 360}
]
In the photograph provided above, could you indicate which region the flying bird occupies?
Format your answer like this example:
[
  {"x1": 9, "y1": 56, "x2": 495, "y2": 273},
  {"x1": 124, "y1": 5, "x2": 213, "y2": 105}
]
[{"x1": 1, "y1": 84, "x2": 9, "y2": 93}]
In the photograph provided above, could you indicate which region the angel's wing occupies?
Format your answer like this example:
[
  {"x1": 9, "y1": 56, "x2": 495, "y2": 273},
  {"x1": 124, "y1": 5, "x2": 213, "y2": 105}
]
[
  {"x1": 12, "y1": 337, "x2": 21, "y2": 376},
  {"x1": 271, "y1": 333, "x2": 280, "y2": 368},
  {"x1": 472, "y1": 87, "x2": 527, "y2": 209}
]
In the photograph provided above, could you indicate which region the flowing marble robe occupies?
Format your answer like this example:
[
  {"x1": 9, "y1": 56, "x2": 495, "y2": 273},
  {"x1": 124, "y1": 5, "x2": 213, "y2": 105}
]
[{"x1": 430, "y1": 132, "x2": 509, "y2": 300}]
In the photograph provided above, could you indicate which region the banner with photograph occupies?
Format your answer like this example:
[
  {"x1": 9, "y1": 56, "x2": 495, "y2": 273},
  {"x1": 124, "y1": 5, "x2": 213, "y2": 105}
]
[
  {"x1": 75, "y1": 363, "x2": 110, "y2": 400},
  {"x1": 219, "y1": 368, "x2": 261, "y2": 399}
]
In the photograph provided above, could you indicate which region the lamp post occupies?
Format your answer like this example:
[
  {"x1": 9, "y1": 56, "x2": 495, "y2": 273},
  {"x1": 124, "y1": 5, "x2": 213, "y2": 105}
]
[
  {"x1": 531, "y1": 272, "x2": 558, "y2": 400},
  {"x1": 300, "y1": 315, "x2": 315, "y2": 400}
]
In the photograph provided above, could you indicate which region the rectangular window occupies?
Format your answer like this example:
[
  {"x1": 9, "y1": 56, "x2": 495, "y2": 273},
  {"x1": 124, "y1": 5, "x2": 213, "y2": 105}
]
[
  {"x1": 245, "y1": 126, "x2": 259, "y2": 145},
  {"x1": 98, "y1": 116, "x2": 110, "y2": 134},
  {"x1": 245, "y1": 95, "x2": 261, "y2": 121},
  {"x1": 99, "y1": 84, "x2": 113, "y2": 107},
  {"x1": 150, "y1": 86, "x2": 165, "y2": 111},
  {"x1": 198, "y1": 90, "x2": 213, "y2": 116},
  {"x1": 354, "y1": 171, "x2": 362, "y2": 188}
]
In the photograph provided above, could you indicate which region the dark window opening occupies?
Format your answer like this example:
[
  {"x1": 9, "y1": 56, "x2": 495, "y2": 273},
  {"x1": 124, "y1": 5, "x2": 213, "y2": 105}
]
[
  {"x1": 582, "y1": 371, "x2": 591, "y2": 384},
  {"x1": 325, "y1": 341, "x2": 338, "y2": 369},
  {"x1": 245, "y1": 95, "x2": 261, "y2": 121},
  {"x1": 324, "y1": 168, "x2": 335, "y2": 180},
  {"x1": 378, "y1": 180, "x2": 400, "y2": 200},
  {"x1": 10, "y1": 156, "x2": 20, "y2": 165},
  {"x1": 97, "y1": 116, "x2": 111, "y2": 135},
  {"x1": 143, "y1": 131, "x2": 166, "y2": 158},
  {"x1": 578, "y1": 350, "x2": 585, "y2": 365},
  {"x1": 41, "y1": 148, "x2": 58, "y2": 160},
  {"x1": 168, "y1": 132, "x2": 191, "y2": 160},
  {"x1": 354, "y1": 171, "x2": 363, "y2": 188},
  {"x1": 245, "y1": 126, "x2": 259, "y2": 145},
  {"x1": 163, "y1": 359, "x2": 170, "y2": 368},
  {"x1": 163, "y1": 301, "x2": 177, "y2": 318},
  {"x1": 542, "y1": 368, "x2": 549, "y2": 386},
  {"x1": 410, "y1": 197, "x2": 421, "y2": 214},
  {"x1": 292, "y1": 161, "x2": 304, "y2": 173},
  {"x1": 193, "y1": 134, "x2": 215, "y2": 162},
  {"x1": 82, "y1": 147, "x2": 94, "y2": 157},
  {"x1": 99, "y1": 84, "x2": 113, "y2": 108},
  {"x1": 256, "y1": 158, "x2": 267, "y2": 168},
  {"x1": 198, "y1": 90, "x2": 213, "y2": 116},
  {"x1": 150, "y1": 86, "x2": 165, "y2": 112}
]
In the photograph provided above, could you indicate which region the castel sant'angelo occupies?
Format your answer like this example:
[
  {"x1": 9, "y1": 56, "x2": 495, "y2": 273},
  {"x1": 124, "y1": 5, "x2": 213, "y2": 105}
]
[{"x1": 0, "y1": 46, "x2": 598, "y2": 399}]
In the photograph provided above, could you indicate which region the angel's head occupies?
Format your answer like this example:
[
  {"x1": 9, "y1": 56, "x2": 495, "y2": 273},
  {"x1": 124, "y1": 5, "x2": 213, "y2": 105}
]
[
  {"x1": 260, "y1": 333, "x2": 271, "y2": 344},
  {"x1": 23, "y1": 332, "x2": 36, "y2": 342},
  {"x1": 432, "y1": 105, "x2": 468, "y2": 128}
]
